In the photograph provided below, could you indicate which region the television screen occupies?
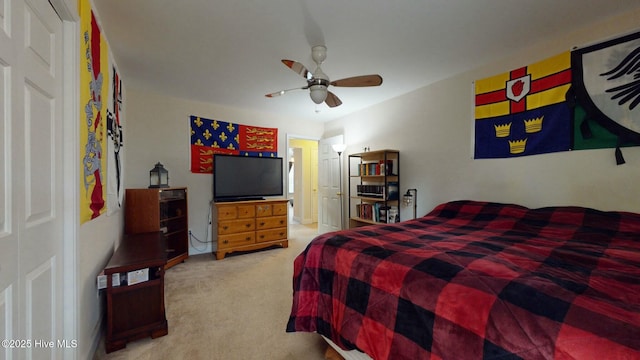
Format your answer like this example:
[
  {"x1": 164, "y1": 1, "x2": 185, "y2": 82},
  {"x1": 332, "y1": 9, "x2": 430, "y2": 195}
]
[{"x1": 213, "y1": 154, "x2": 284, "y2": 201}]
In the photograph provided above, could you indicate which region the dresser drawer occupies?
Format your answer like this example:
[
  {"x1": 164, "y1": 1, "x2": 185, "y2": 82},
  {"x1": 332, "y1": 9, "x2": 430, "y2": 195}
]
[
  {"x1": 218, "y1": 232, "x2": 255, "y2": 249},
  {"x1": 217, "y1": 205, "x2": 238, "y2": 220},
  {"x1": 236, "y1": 205, "x2": 256, "y2": 218},
  {"x1": 256, "y1": 203, "x2": 273, "y2": 217},
  {"x1": 272, "y1": 203, "x2": 288, "y2": 216},
  {"x1": 218, "y1": 204, "x2": 255, "y2": 220},
  {"x1": 256, "y1": 228, "x2": 287, "y2": 243},
  {"x1": 256, "y1": 216, "x2": 287, "y2": 230},
  {"x1": 218, "y1": 219, "x2": 255, "y2": 234}
]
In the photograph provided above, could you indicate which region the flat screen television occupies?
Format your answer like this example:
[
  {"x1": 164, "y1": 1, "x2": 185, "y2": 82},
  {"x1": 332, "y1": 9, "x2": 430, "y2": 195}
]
[{"x1": 213, "y1": 154, "x2": 284, "y2": 202}]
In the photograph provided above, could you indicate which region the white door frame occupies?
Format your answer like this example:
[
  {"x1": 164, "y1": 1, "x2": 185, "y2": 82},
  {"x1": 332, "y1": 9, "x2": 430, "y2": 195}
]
[{"x1": 49, "y1": 1, "x2": 79, "y2": 358}]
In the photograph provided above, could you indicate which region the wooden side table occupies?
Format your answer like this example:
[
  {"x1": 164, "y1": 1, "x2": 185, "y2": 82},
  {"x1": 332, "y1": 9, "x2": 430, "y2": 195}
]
[{"x1": 103, "y1": 232, "x2": 168, "y2": 353}]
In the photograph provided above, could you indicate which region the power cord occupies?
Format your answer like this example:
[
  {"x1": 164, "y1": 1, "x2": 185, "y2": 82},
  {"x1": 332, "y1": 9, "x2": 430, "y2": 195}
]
[{"x1": 187, "y1": 199, "x2": 214, "y2": 252}]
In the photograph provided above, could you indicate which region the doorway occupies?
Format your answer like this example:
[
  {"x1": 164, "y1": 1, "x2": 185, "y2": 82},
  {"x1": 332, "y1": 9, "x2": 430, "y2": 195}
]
[{"x1": 287, "y1": 136, "x2": 319, "y2": 226}]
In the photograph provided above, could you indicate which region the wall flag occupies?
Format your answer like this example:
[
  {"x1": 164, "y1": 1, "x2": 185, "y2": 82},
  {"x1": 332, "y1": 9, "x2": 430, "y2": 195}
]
[
  {"x1": 106, "y1": 65, "x2": 124, "y2": 215},
  {"x1": 474, "y1": 52, "x2": 572, "y2": 159},
  {"x1": 79, "y1": 0, "x2": 109, "y2": 223},
  {"x1": 571, "y1": 31, "x2": 640, "y2": 164},
  {"x1": 189, "y1": 115, "x2": 278, "y2": 173}
]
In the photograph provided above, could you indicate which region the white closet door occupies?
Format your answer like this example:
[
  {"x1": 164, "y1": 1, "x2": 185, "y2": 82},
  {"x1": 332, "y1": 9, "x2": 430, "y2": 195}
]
[{"x1": 0, "y1": 0, "x2": 65, "y2": 358}]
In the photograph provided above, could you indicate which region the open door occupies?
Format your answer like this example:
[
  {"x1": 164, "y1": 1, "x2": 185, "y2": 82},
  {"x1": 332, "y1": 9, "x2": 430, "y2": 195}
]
[{"x1": 318, "y1": 135, "x2": 344, "y2": 234}]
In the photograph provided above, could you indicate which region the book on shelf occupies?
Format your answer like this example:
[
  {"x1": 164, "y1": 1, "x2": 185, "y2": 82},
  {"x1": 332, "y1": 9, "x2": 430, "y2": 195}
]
[
  {"x1": 356, "y1": 184, "x2": 385, "y2": 198},
  {"x1": 358, "y1": 160, "x2": 395, "y2": 176},
  {"x1": 355, "y1": 203, "x2": 383, "y2": 221}
]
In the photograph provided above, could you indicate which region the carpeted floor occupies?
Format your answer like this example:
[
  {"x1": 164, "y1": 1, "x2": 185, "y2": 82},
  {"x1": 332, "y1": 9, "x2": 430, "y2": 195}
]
[{"x1": 94, "y1": 222, "x2": 327, "y2": 360}]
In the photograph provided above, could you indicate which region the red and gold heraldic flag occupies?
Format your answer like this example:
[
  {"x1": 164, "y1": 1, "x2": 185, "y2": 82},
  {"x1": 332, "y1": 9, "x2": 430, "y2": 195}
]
[
  {"x1": 190, "y1": 115, "x2": 278, "y2": 173},
  {"x1": 474, "y1": 52, "x2": 572, "y2": 158}
]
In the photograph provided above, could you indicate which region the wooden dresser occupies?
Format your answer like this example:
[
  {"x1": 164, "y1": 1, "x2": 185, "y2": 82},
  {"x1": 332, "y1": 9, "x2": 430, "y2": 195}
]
[{"x1": 213, "y1": 199, "x2": 289, "y2": 260}]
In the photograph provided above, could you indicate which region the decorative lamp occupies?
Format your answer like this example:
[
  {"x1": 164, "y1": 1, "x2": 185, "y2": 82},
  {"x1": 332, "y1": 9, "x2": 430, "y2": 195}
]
[
  {"x1": 331, "y1": 143, "x2": 347, "y2": 155},
  {"x1": 310, "y1": 85, "x2": 328, "y2": 104},
  {"x1": 149, "y1": 162, "x2": 169, "y2": 188},
  {"x1": 403, "y1": 188, "x2": 418, "y2": 219}
]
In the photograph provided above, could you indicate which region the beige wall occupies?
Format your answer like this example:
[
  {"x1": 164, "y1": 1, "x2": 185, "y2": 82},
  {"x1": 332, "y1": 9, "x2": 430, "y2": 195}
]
[
  {"x1": 325, "y1": 9, "x2": 640, "y2": 218},
  {"x1": 123, "y1": 89, "x2": 325, "y2": 254},
  {"x1": 76, "y1": 5, "x2": 125, "y2": 358},
  {"x1": 79, "y1": 214, "x2": 123, "y2": 357}
]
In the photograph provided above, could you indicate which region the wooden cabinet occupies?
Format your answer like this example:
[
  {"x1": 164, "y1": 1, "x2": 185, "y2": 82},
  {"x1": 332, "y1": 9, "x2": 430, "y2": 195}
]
[
  {"x1": 125, "y1": 187, "x2": 189, "y2": 269},
  {"x1": 348, "y1": 149, "x2": 400, "y2": 228},
  {"x1": 103, "y1": 232, "x2": 168, "y2": 353},
  {"x1": 214, "y1": 199, "x2": 288, "y2": 260}
]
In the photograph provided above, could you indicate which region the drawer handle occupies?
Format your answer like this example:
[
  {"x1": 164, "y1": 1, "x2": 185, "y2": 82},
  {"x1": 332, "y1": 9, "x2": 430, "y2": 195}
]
[
  {"x1": 259, "y1": 222, "x2": 265, "y2": 226},
  {"x1": 279, "y1": 220, "x2": 284, "y2": 224},
  {"x1": 222, "y1": 226, "x2": 228, "y2": 230},
  {"x1": 245, "y1": 223, "x2": 251, "y2": 228},
  {"x1": 246, "y1": 237, "x2": 251, "y2": 241},
  {"x1": 259, "y1": 235, "x2": 264, "y2": 239},
  {"x1": 223, "y1": 240, "x2": 229, "y2": 244},
  {"x1": 279, "y1": 232, "x2": 285, "y2": 236}
]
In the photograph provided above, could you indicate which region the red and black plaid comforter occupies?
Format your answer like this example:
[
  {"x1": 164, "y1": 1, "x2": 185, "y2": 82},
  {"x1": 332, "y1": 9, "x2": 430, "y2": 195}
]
[{"x1": 287, "y1": 200, "x2": 640, "y2": 359}]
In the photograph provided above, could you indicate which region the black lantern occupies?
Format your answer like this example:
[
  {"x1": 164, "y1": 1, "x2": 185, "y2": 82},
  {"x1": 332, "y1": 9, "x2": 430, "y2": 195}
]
[{"x1": 149, "y1": 162, "x2": 169, "y2": 188}]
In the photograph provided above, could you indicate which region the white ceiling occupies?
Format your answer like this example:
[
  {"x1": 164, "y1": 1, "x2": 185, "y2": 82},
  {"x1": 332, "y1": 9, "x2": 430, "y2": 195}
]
[{"x1": 92, "y1": 0, "x2": 640, "y2": 122}]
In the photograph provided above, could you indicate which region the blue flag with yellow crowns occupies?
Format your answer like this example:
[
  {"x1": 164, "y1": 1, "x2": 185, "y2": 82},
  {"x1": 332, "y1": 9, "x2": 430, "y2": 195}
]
[
  {"x1": 474, "y1": 52, "x2": 572, "y2": 158},
  {"x1": 190, "y1": 115, "x2": 278, "y2": 173}
]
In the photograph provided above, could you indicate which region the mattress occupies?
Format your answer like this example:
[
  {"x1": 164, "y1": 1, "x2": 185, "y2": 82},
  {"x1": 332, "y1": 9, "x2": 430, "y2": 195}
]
[{"x1": 288, "y1": 200, "x2": 640, "y2": 359}]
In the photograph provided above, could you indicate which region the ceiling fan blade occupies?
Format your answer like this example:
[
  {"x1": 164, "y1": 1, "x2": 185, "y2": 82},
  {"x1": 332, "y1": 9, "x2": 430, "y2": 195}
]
[
  {"x1": 330, "y1": 74, "x2": 383, "y2": 87},
  {"x1": 282, "y1": 60, "x2": 313, "y2": 80},
  {"x1": 265, "y1": 86, "x2": 306, "y2": 98},
  {"x1": 325, "y1": 91, "x2": 342, "y2": 108}
]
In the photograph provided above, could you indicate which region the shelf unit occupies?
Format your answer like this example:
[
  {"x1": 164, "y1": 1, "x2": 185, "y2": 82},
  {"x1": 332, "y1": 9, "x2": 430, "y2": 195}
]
[
  {"x1": 125, "y1": 187, "x2": 189, "y2": 269},
  {"x1": 103, "y1": 231, "x2": 168, "y2": 353},
  {"x1": 348, "y1": 149, "x2": 400, "y2": 228}
]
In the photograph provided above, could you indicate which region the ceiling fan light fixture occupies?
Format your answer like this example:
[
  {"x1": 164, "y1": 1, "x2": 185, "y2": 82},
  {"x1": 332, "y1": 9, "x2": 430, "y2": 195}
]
[
  {"x1": 309, "y1": 85, "x2": 327, "y2": 104},
  {"x1": 266, "y1": 45, "x2": 383, "y2": 108}
]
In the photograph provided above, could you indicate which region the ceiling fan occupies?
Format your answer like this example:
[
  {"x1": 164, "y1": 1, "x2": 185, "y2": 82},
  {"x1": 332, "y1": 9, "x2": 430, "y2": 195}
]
[{"x1": 265, "y1": 45, "x2": 383, "y2": 108}]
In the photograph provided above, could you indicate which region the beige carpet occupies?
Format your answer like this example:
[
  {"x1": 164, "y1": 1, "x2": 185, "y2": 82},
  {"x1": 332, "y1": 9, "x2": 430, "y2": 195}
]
[{"x1": 94, "y1": 222, "x2": 328, "y2": 360}]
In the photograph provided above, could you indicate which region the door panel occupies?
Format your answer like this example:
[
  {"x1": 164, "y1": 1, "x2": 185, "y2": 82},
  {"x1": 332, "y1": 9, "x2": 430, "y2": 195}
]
[
  {"x1": 22, "y1": 0, "x2": 63, "y2": 357},
  {"x1": 318, "y1": 136, "x2": 343, "y2": 234},
  {"x1": 0, "y1": 0, "x2": 64, "y2": 358},
  {"x1": 24, "y1": 82, "x2": 55, "y2": 225},
  {"x1": 26, "y1": 259, "x2": 55, "y2": 359}
]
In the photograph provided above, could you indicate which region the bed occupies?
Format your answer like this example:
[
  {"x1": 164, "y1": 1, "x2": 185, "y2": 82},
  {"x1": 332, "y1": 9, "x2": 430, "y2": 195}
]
[{"x1": 287, "y1": 200, "x2": 640, "y2": 359}]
